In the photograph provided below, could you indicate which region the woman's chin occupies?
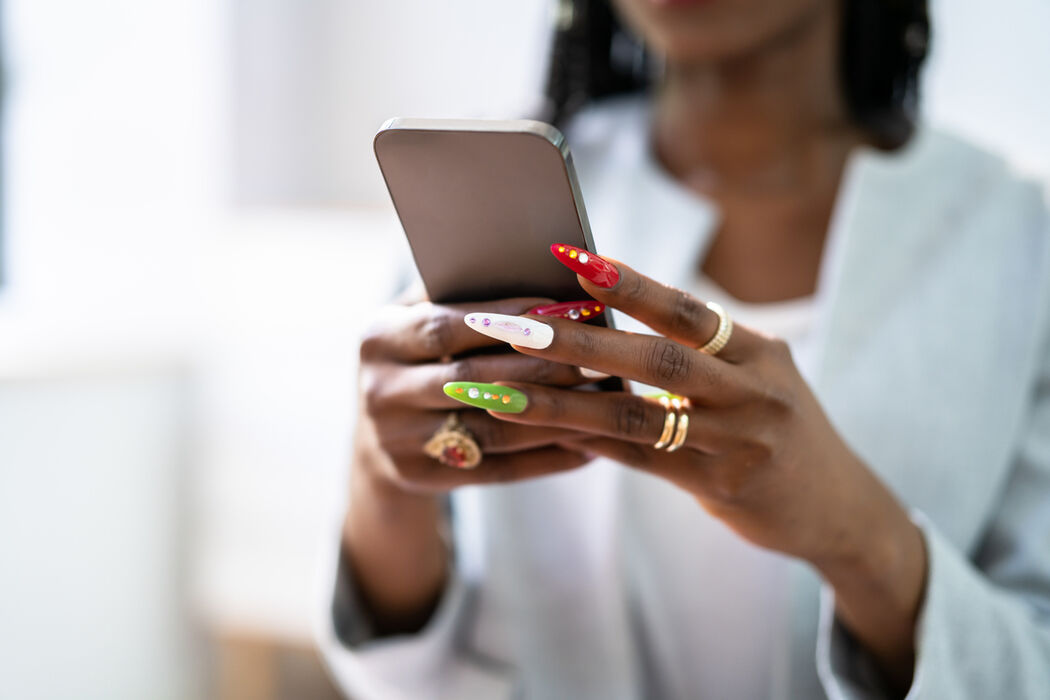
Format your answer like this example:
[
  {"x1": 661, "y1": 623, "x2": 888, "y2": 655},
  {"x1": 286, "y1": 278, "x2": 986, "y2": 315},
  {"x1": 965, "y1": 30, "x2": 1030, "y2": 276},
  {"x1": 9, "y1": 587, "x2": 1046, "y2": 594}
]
[{"x1": 645, "y1": 29, "x2": 753, "y2": 66}]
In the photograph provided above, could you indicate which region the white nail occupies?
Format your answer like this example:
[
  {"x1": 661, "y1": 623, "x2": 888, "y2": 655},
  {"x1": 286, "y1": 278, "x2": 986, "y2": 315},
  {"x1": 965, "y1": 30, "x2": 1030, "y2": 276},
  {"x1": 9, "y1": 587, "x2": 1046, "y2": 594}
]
[
  {"x1": 463, "y1": 312, "x2": 553, "y2": 349},
  {"x1": 579, "y1": 367, "x2": 610, "y2": 380}
]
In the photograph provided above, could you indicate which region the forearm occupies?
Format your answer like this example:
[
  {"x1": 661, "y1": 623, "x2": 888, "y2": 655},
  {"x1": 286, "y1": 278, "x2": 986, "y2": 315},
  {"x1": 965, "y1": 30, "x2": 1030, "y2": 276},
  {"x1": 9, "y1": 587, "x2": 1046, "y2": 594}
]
[
  {"x1": 815, "y1": 477, "x2": 928, "y2": 695},
  {"x1": 343, "y1": 452, "x2": 450, "y2": 635}
]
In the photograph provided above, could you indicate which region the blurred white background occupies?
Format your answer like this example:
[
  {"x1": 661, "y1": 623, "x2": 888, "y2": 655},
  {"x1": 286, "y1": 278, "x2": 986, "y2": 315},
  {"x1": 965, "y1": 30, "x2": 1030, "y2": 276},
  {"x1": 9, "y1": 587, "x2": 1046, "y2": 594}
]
[{"x1": 0, "y1": 1, "x2": 1047, "y2": 698}]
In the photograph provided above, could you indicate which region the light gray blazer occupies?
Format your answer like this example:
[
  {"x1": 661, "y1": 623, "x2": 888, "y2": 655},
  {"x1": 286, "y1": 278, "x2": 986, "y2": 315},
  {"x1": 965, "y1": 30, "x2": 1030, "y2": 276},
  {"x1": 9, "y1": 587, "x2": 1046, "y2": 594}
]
[{"x1": 318, "y1": 100, "x2": 1050, "y2": 699}]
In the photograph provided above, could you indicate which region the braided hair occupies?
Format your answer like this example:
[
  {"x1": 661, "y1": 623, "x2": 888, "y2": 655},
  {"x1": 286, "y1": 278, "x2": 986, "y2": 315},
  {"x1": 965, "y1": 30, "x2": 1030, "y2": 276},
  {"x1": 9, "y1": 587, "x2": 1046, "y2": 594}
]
[{"x1": 543, "y1": 0, "x2": 930, "y2": 148}]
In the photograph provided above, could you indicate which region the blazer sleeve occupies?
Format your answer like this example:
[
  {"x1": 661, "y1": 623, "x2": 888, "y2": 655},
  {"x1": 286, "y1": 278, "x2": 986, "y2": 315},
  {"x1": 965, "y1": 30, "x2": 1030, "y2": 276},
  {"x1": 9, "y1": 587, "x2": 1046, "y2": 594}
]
[
  {"x1": 817, "y1": 303, "x2": 1050, "y2": 699},
  {"x1": 315, "y1": 503, "x2": 513, "y2": 700}
]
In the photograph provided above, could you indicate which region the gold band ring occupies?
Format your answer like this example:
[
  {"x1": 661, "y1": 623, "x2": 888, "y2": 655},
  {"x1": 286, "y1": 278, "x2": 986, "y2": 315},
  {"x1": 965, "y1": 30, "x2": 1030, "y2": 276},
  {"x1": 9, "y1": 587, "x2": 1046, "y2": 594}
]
[
  {"x1": 667, "y1": 398, "x2": 691, "y2": 452},
  {"x1": 423, "y1": 412, "x2": 482, "y2": 469},
  {"x1": 653, "y1": 395, "x2": 677, "y2": 449},
  {"x1": 698, "y1": 301, "x2": 733, "y2": 356},
  {"x1": 651, "y1": 395, "x2": 690, "y2": 452}
]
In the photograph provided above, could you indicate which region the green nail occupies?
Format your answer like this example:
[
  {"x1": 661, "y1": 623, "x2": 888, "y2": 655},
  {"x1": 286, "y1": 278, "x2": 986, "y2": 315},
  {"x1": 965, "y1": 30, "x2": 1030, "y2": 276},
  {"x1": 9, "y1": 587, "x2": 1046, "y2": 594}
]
[
  {"x1": 643, "y1": 391, "x2": 679, "y2": 400},
  {"x1": 443, "y1": 382, "x2": 527, "y2": 413}
]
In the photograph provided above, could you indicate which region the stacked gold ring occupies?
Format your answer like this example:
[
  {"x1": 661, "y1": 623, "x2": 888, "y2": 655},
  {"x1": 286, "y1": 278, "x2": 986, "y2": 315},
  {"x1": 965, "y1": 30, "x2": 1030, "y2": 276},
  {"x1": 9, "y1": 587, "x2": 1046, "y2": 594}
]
[{"x1": 651, "y1": 395, "x2": 691, "y2": 452}]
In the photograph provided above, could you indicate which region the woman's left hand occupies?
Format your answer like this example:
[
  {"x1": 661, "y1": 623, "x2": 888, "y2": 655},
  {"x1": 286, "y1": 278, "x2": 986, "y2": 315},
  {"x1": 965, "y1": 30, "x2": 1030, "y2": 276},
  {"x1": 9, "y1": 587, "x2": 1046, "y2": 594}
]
[{"x1": 456, "y1": 245, "x2": 928, "y2": 691}]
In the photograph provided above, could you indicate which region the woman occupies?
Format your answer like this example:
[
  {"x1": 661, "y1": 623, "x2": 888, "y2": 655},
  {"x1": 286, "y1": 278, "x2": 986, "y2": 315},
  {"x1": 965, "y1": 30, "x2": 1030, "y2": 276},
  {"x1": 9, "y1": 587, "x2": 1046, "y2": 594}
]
[{"x1": 321, "y1": 1, "x2": 1050, "y2": 698}]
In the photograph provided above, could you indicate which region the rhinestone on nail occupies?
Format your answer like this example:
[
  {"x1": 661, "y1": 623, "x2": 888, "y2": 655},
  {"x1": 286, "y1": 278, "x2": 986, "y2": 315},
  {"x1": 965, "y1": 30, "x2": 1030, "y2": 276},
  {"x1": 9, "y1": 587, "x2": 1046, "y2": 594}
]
[
  {"x1": 568, "y1": 309, "x2": 580, "y2": 320},
  {"x1": 467, "y1": 387, "x2": 480, "y2": 399},
  {"x1": 579, "y1": 252, "x2": 589, "y2": 264},
  {"x1": 482, "y1": 318, "x2": 491, "y2": 327}
]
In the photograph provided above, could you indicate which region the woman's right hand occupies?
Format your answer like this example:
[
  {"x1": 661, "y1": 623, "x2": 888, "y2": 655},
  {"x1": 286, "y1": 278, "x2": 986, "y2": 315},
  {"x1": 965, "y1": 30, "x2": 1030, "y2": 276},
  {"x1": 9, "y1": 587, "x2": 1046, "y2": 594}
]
[{"x1": 344, "y1": 295, "x2": 595, "y2": 634}]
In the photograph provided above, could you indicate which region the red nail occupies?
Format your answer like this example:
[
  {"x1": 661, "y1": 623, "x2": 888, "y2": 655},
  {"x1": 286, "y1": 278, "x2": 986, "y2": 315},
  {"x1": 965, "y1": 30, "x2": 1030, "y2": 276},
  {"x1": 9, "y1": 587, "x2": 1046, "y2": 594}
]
[
  {"x1": 550, "y1": 244, "x2": 619, "y2": 288},
  {"x1": 526, "y1": 300, "x2": 606, "y2": 321}
]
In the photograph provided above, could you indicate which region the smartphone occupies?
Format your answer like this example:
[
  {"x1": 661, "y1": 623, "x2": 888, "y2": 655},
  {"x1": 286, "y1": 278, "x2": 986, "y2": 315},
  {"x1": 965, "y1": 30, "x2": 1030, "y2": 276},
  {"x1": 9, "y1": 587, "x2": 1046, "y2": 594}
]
[{"x1": 373, "y1": 117, "x2": 606, "y2": 312}]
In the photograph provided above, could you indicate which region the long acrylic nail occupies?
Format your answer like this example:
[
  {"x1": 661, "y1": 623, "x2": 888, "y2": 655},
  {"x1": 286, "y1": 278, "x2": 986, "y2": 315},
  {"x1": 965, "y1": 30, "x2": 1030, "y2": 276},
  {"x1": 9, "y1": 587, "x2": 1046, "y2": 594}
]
[
  {"x1": 550, "y1": 244, "x2": 619, "y2": 288},
  {"x1": 463, "y1": 312, "x2": 553, "y2": 349},
  {"x1": 444, "y1": 382, "x2": 528, "y2": 413},
  {"x1": 579, "y1": 367, "x2": 611, "y2": 380},
  {"x1": 526, "y1": 300, "x2": 605, "y2": 321}
]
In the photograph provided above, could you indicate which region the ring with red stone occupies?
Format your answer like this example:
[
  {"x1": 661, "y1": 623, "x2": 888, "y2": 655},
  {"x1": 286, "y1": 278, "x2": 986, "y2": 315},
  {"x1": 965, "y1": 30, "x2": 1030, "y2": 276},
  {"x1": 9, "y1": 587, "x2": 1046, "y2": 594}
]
[{"x1": 423, "y1": 412, "x2": 482, "y2": 469}]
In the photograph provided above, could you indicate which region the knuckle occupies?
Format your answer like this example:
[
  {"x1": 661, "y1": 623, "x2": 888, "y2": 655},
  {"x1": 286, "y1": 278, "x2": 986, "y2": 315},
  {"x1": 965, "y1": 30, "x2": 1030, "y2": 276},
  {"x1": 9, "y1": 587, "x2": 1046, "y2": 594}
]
[
  {"x1": 708, "y1": 463, "x2": 752, "y2": 503},
  {"x1": 668, "y1": 290, "x2": 707, "y2": 337},
  {"x1": 614, "y1": 398, "x2": 651, "y2": 438},
  {"x1": 528, "y1": 358, "x2": 565, "y2": 385},
  {"x1": 358, "y1": 326, "x2": 386, "y2": 363},
  {"x1": 570, "y1": 325, "x2": 600, "y2": 359},
  {"x1": 470, "y1": 417, "x2": 506, "y2": 450},
  {"x1": 644, "y1": 340, "x2": 692, "y2": 384},
  {"x1": 621, "y1": 273, "x2": 648, "y2": 303},
  {"x1": 757, "y1": 384, "x2": 794, "y2": 417},
  {"x1": 764, "y1": 337, "x2": 793, "y2": 363},
  {"x1": 417, "y1": 307, "x2": 454, "y2": 358},
  {"x1": 360, "y1": 372, "x2": 386, "y2": 417},
  {"x1": 539, "y1": 391, "x2": 566, "y2": 421},
  {"x1": 448, "y1": 357, "x2": 480, "y2": 384}
]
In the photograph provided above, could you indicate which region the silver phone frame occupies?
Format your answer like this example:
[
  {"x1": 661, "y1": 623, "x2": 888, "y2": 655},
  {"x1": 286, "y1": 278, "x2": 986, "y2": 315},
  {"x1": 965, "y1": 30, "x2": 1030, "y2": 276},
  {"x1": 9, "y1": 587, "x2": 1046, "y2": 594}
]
[{"x1": 375, "y1": 117, "x2": 597, "y2": 256}]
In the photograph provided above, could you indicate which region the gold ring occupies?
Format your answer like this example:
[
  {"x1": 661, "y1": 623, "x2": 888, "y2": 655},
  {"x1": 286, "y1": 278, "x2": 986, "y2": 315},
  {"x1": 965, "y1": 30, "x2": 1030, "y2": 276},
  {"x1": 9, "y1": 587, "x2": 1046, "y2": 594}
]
[
  {"x1": 667, "y1": 398, "x2": 691, "y2": 452},
  {"x1": 652, "y1": 395, "x2": 676, "y2": 449},
  {"x1": 698, "y1": 301, "x2": 733, "y2": 356},
  {"x1": 423, "y1": 412, "x2": 482, "y2": 469}
]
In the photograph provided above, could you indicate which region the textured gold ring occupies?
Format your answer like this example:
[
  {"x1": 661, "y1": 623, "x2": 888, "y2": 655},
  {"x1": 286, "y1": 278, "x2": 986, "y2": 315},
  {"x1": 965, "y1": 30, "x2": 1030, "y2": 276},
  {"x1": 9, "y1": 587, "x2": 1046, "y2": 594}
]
[
  {"x1": 698, "y1": 301, "x2": 733, "y2": 356},
  {"x1": 423, "y1": 412, "x2": 482, "y2": 469}
]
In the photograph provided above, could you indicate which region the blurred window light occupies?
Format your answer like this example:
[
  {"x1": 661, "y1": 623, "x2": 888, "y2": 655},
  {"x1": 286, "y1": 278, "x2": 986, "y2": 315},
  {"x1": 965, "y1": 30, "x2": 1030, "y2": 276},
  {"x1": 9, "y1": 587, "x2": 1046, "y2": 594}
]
[{"x1": 230, "y1": 0, "x2": 552, "y2": 208}]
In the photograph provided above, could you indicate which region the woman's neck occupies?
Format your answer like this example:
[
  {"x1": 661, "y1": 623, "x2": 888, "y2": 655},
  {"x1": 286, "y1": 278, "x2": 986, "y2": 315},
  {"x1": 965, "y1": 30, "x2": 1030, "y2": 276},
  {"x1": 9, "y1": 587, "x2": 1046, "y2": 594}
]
[{"x1": 652, "y1": 5, "x2": 858, "y2": 193}]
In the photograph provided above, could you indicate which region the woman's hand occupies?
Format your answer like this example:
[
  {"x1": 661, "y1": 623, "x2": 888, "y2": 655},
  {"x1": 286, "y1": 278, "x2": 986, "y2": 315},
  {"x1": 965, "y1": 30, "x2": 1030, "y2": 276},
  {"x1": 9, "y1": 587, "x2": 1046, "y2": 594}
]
[
  {"x1": 355, "y1": 294, "x2": 595, "y2": 494},
  {"x1": 455, "y1": 247, "x2": 927, "y2": 691},
  {"x1": 345, "y1": 293, "x2": 593, "y2": 635}
]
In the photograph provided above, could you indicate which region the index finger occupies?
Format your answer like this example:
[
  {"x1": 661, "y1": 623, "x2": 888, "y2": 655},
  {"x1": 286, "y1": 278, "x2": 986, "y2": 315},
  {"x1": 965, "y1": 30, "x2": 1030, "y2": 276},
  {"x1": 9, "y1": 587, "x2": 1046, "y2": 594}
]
[
  {"x1": 551, "y1": 244, "x2": 764, "y2": 362},
  {"x1": 361, "y1": 297, "x2": 555, "y2": 363}
]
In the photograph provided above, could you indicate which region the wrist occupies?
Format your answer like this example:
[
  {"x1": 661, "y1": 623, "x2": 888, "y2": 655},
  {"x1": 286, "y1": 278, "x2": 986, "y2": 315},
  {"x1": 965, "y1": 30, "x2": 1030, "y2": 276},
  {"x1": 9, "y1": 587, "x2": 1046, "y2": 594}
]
[
  {"x1": 346, "y1": 451, "x2": 444, "y2": 547},
  {"x1": 814, "y1": 488, "x2": 928, "y2": 691},
  {"x1": 812, "y1": 472, "x2": 924, "y2": 607},
  {"x1": 343, "y1": 452, "x2": 450, "y2": 633}
]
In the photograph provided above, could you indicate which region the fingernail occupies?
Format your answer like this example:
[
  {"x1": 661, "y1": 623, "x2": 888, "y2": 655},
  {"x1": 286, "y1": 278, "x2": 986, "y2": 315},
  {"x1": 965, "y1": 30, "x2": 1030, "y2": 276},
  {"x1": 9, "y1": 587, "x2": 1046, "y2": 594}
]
[
  {"x1": 463, "y1": 312, "x2": 553, "y2": 349},
  {"x1": 526, "y1": 300, "x2": 605, "y2": 321},
  {"x1": 579, "y1": 367, "x2": 611, "y2": 380},
  {"x1": 443, "y1": 382, "x2": 528, "y2": 413},
  {"x1": 550, "y1": 244, "x2": 619, "y2": 288}
]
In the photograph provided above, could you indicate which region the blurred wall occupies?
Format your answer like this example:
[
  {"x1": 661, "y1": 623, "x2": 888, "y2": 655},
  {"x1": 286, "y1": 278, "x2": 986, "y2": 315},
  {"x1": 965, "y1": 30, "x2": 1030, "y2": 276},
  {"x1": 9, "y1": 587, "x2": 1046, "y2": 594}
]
[
  {"x1": 0, "y1": 369, "x2": 200, "y2": 700},
  {"x1": 924, "y1": 0, "x2": 1050, "y2": 178},
  {"x1": 230, "y1": 0, "x2": 551, "y2": 206},
  {"x1": 230, "y1": 0, "x2": 1050, "y2": 210}
]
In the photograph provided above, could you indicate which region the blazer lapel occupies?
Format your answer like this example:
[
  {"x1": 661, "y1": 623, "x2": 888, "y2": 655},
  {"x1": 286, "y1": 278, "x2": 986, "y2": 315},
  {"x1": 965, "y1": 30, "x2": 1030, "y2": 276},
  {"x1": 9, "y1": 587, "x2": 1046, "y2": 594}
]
[{"x1": 810, "y1": 128, "x2": 1044, "y2": 546}]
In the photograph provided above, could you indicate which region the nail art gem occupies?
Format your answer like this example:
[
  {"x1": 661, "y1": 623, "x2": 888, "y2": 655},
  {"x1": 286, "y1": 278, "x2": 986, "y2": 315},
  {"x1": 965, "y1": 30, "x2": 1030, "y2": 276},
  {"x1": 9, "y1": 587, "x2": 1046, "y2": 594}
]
[
  {"x1": 443, "y1": 382, "x2": 528, "y2": 413},
  {"x1": 526, "y1": 300, "x2": 606, "y2": 321},
  {"x1": 550, "y1": 244, "x2": 619, "y2": 288},
  {"x1": 463, "y1": 312, "x2": 554, "y2": 349}
]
